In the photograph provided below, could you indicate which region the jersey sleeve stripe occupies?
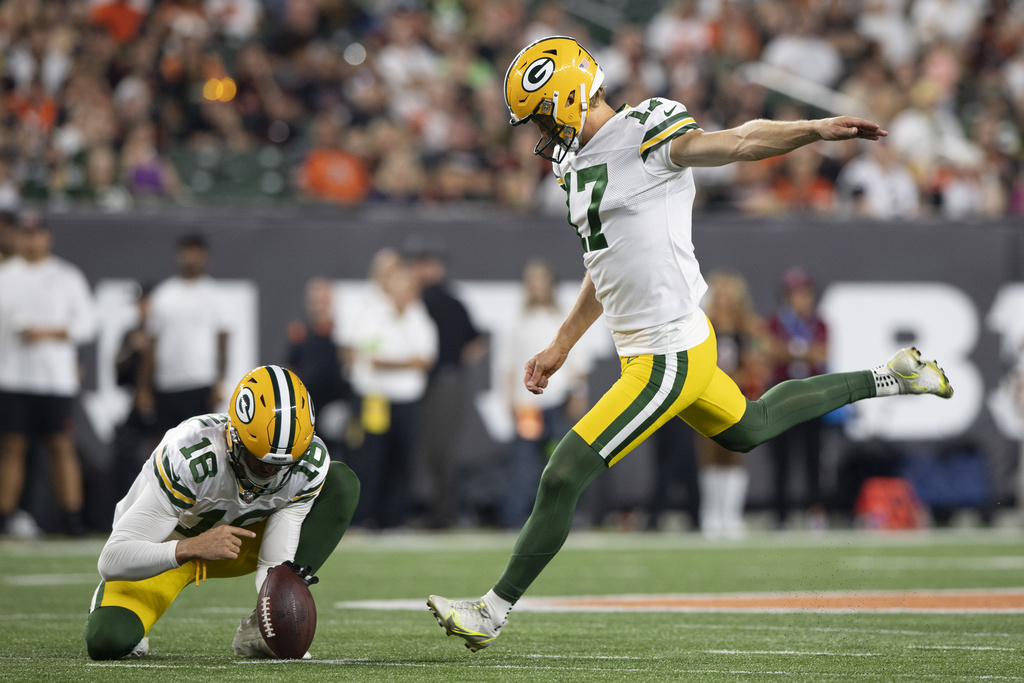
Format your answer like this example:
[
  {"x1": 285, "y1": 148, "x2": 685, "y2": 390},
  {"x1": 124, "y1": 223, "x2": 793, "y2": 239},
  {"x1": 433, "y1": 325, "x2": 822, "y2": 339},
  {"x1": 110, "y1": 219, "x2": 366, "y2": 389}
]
[
  {"x1": 153, "y1": 451, "x2": 196, "y2": 508},
  {"x1": 291, "y1": 483, "x2": 324, "y2": 502},
  {"x1": 639, "y1": 115, "x2": 699, "y2": 162}
]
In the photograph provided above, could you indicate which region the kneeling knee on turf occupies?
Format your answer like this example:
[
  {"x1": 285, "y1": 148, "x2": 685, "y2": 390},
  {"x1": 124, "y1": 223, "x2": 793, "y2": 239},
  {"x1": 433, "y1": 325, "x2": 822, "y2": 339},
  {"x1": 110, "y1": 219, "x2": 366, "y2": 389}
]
[{"x1": 84, "y1": 607, "x2": 145, "y2": 660}]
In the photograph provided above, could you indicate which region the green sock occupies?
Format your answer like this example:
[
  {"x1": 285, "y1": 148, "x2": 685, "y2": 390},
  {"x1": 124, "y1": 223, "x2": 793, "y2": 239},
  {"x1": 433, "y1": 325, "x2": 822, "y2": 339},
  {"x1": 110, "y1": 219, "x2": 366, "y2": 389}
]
[
  {"x1": 83, "y1": 606, "x2": 145, "y2": 660},
  {"x1": 493, "y1": 431, "x2": 607, "y2": 603},
  {"x1": 293, "y1": 460, "x2": 360, "y2": 572},
  {"x1": 713, "y1": 370, "x2": 875, "y2": 453}
]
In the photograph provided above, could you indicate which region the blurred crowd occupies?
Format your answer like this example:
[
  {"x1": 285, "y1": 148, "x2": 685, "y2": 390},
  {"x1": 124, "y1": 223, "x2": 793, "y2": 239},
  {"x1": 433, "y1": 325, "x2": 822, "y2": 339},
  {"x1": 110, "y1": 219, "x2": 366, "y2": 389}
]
[{"x1": 1, "y1": 0, "x2": 1022, "y2": 217}]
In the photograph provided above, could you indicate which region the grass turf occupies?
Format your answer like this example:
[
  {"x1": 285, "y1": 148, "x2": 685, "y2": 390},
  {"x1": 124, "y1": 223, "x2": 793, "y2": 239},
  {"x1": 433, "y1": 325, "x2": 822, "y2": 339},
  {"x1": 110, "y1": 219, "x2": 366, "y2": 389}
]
[{"x1": 2, "y1": 529, "x2": 1023, "y2": 681}]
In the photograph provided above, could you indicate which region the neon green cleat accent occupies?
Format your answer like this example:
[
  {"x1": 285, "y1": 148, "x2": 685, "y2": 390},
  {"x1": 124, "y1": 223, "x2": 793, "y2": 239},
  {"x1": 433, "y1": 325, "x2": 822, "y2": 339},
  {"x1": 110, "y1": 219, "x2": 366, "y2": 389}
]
[
  {"x1": 427, "y1": 595, "x2": 507, "y2": 652},
  {"x1": 886, "y1": 347, "x2": 953, "y2": 399}
]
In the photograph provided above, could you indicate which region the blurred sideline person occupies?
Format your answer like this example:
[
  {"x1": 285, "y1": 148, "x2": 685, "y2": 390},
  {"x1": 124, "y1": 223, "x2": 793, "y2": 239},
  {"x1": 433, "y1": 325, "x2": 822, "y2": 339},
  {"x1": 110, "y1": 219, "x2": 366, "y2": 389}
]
[
  {"x1": 285, "y1": 278, "x2": 353, "y2": 460},
  {"x1": 427, "y1": 36, "x2": 954, "y2": 652},
  {"x1": 346, "y1": 264, "x2": 437, "y2": 529},
  {"x1": 498, "y1": 259, "x2": 589, "y2": 528},
  {"x1": 696, "y1": 271, "x2": 770, "y2": 540},
  {"x1": 338, "y1": 248, "x2": 402, "y2": 442},
  {"x1": 111, "y1": 282, "x2": 158, "y2": 502},
  {"x1": 0, "y1": 212, "x2": 17, "y2": 262},
  {"x1": 647, "y1": 412, "x2": 701, "y2": 531},
  {"x1": 767, "y1": 267, "x2": 831, "y2": 529},
  {"x1": 0, "y1": 211, "x2": 98, "y2": 536},
  {"x1": 139, "y1": 234, "x2": 230, "y2": 435},
  {"x1": 84, "y1": 365, "x2": 360, "y2": 660},
  {"x1": 405, "y1": 238, "x2": 486, "y2": 529}
]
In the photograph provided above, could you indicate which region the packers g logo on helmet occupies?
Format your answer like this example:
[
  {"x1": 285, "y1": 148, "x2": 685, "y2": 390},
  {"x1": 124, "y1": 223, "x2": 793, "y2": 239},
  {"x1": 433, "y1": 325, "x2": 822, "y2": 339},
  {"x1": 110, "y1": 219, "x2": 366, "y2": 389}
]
[
  {"x1": 504, "y1": 36, "x2": 604, "y2": 163},
  {"x1": 234, "y1": 387, "x2": 256, "y2": 424},
  {"x1": 228, "y1": 365, "x2": 315, "y2": 466},
  {"x1": 522, "y1": 57, "x2": 555, "y2": 92}
]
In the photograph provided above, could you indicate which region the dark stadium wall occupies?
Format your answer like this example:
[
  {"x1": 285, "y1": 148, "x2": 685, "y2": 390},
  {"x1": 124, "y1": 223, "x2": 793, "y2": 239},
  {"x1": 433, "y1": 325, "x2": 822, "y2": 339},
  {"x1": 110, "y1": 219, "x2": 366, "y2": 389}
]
[{"x1": 44, "y1": 210, "x2": 1024, "y2": 522}]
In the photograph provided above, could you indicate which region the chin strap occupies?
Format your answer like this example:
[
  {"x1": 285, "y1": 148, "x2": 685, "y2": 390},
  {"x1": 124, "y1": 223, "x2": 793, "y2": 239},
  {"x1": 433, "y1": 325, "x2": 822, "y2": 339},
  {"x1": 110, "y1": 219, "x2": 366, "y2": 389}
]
[{"x1": 578, "y1": 81, "x2": 589, "y2": 130}]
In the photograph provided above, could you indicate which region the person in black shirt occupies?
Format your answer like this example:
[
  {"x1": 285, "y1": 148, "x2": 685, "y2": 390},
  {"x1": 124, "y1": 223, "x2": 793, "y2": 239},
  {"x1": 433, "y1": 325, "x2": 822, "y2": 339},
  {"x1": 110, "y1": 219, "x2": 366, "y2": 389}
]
[
  {"x1": 285, "y1": 278, "x2": 352, "y2": 460},
  {"x1": 405, "y1": 239, "x2": 487, "y2": 528}
]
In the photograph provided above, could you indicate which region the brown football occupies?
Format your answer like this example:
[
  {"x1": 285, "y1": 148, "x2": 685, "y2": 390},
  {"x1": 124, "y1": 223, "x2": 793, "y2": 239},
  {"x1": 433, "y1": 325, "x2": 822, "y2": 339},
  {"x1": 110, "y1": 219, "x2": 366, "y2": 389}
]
[{"x1": 256, "y1": 564, "x2": 317, "y2": 659}]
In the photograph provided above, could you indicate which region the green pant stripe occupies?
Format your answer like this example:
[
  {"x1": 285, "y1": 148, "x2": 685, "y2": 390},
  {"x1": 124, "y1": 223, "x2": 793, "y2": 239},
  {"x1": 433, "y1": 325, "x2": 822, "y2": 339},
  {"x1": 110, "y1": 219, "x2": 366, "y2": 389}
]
[
  {"x1": 593, "y1": 355, "x2": 667, "y2": 455},
  {"x1": 607, "y1": 351, "x2": 688, "y2": 460},
  {"x1": 596, "y1": 353, "x2": 685, "y2": 460}
]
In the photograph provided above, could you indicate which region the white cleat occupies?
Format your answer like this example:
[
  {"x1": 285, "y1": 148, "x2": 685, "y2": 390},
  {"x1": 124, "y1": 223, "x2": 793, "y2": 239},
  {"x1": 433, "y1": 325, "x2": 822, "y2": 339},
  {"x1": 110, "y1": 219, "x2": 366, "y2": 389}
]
[
  {"x1": 427, "y1": 595, "x2": 507, "y2": 652},
  {"x1": 886, "y1": 347, "x2": 953, "y2": 398},
  {"x1": 231, "y1": 610, "x2": 310, "y2": 659},
  {"x1": 128, "y1": 637, "x2": 149, "y2": 657}
]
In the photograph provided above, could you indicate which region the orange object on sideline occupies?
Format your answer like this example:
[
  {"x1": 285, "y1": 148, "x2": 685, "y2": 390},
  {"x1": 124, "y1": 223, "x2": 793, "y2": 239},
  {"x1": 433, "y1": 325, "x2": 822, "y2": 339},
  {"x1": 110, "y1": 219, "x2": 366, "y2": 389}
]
[{"x1": 854, "y1": 476, "x2": 926, "y2": 529}]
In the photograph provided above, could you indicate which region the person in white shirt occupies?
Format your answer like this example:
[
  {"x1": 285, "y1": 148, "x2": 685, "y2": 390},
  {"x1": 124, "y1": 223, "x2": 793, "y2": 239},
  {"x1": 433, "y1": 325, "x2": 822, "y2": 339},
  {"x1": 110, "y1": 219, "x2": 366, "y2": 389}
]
[
  {"x1": 347, "y1": 263, "x2": 437, "y2": 528},
  {"x1": 836, "y1": 139, "x2": 920, "y2": 219},
  {"x1": 139, "y1": 234, "x2": 230, "y2": 434},
  {"x1": 498, "y1": 259, "x2": 589, "y2": 528},
  {"x1": 0, "y1": 211, "x2": 97, "y2": 536},
  {"x1": 83, "y1": 365, "x2": 360, "y2": 660},
  {"x1": 428, "y1": 36, "x2": 955, "y2": 652}
]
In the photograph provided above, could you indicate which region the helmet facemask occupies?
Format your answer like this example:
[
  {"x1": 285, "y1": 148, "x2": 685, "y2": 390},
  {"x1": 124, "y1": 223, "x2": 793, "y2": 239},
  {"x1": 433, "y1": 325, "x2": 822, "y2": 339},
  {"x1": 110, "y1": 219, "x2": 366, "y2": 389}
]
[
  {"x1": 227, "y1": 426, "x2": 295, "y2": 503},
  {"x1": 515, "y1": 89, "x2": 589, "y2": 163}
]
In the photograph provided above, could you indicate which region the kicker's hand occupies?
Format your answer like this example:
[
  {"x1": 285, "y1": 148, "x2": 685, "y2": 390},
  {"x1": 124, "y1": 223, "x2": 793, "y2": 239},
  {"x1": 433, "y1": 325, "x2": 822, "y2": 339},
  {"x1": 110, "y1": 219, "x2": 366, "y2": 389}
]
[
  {"x1": 176, "y1": 525, "x2": 256, "y2": 564},
  {"x1": 524, "y1": 345, "x2": 569, "y2": 395},
  {"x1": 817, "y1": 116, "x2": 887, "y2": 142}
]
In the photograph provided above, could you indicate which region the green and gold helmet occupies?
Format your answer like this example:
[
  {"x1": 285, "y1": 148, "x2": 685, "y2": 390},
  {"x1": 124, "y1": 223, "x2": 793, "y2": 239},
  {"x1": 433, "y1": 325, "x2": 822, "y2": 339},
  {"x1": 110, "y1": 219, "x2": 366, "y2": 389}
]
[
  {"x1": 227, "y1": 365, "x2": 315, "y2": 500},
  {"x1": 504, "y1": 36, "x2": 604, "y2": 162}
]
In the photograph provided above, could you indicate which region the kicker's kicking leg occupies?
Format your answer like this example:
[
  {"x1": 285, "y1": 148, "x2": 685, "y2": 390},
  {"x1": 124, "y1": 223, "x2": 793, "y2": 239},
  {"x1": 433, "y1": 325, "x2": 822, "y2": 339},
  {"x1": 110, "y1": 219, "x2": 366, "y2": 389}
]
[{"x1": 713, "y1": 347, "x2": 952, "y2": 454}]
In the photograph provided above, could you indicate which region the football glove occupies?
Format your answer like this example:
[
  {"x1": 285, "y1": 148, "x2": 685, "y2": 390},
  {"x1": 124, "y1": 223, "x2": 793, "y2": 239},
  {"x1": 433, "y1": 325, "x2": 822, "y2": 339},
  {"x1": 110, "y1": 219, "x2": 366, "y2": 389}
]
[{"x1": 282, "y1": 560, "x2": 319, "y2": 586}]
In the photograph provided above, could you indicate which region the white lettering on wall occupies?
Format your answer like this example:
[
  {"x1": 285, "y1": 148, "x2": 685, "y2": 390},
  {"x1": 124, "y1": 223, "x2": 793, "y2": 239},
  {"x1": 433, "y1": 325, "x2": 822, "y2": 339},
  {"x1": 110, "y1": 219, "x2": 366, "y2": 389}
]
[
  {"x1": 985, "y1": 283, "x2": 1024, "y2": 439},
  {"x1": 819, "y1": 282, "x2": 982, "y2": 441}
]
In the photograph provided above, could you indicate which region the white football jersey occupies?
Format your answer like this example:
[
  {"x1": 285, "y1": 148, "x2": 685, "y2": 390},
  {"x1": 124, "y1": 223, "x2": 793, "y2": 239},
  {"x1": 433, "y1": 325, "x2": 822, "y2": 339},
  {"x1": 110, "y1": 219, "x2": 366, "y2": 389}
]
[
  {"x1": 119, "y1": 413, "x2": 329, "y2": 538},
  {"x1": 553, "y1": 98, "x2": 708, "y2": 348}
]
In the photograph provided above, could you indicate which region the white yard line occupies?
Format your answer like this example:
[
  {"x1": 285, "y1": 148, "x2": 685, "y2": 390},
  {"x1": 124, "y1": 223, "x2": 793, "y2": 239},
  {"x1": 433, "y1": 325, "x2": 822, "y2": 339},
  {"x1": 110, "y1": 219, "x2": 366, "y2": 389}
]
[
  {"x1": 908, "y1": 646, "x2": 1018, "y2": 651},
  {"x1": 846, "y1": 557, "x2": 1024, "y2": 571},
  {"x1": 337, "y1": 588, "x2": 1024, "y2": 615},
  {"x1": 705, "y1": 650, "x2": 881, "y2": 656},
  {"x1": 2, "y1": 573, "x2": 98, "y2": 586},
  {"x1": 672, "y1": 623, "x2": 1022, "y2": 640}
]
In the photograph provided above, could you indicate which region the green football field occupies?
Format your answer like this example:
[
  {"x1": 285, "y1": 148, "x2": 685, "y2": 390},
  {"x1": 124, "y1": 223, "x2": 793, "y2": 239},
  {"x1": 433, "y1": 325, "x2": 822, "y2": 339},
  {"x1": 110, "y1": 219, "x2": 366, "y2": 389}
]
[{"x1": 2, "y1": 529, "x2": 1024, "y2": 682}]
